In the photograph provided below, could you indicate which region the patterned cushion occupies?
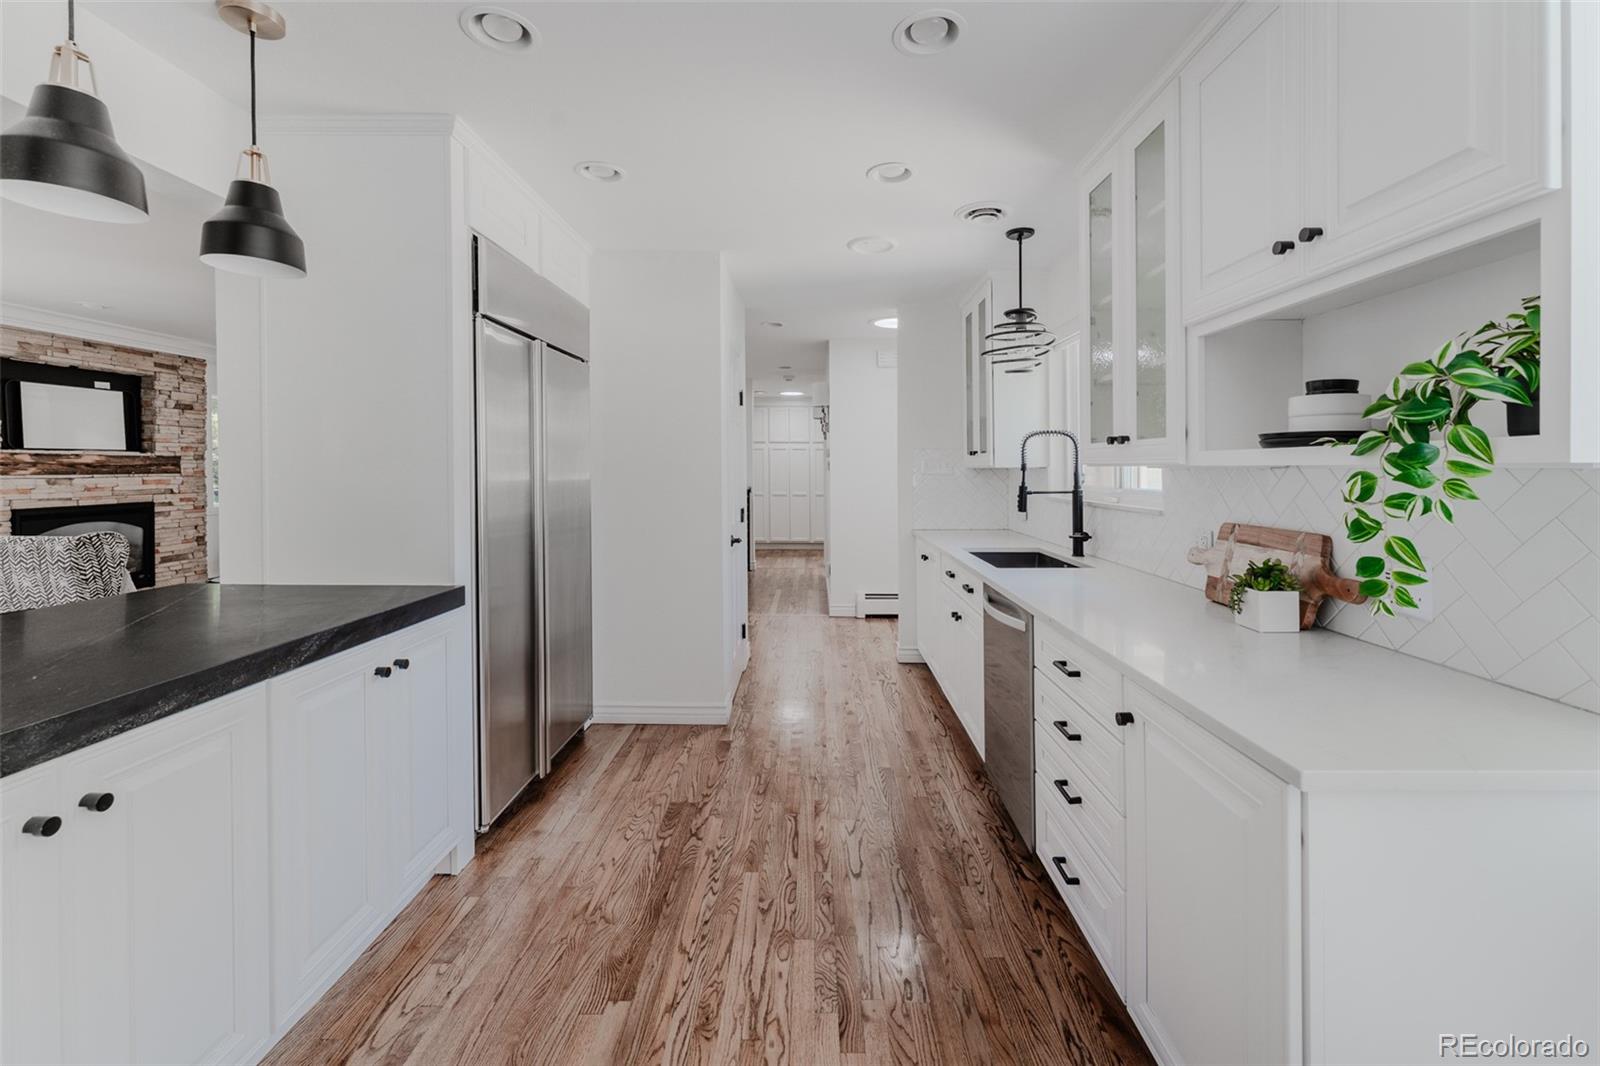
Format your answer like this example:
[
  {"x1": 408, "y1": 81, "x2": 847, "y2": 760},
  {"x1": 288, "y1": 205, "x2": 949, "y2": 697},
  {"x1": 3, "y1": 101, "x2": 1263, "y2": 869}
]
[{"x1": 0, "y1": 532, "x2": 134, "y2": 613}]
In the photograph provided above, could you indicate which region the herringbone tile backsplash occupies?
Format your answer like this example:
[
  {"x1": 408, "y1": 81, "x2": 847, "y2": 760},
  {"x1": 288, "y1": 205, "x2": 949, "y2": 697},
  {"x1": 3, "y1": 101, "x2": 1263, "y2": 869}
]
[{"x1": 1013, "y1": 465, "x2": 1600, "y2": 713}]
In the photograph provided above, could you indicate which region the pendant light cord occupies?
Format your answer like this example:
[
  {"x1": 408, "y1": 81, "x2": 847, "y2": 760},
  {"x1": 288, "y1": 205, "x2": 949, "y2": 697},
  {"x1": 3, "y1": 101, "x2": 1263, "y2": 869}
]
[
  {"x1": 1016, "y1": 233, "x2": 1023, "y2": 309},
  {"x1": 249, "y1": 23, "x2": 258, "y2": 147},
  {"x1": 66, "y1": 0, "x2": 75, "y2": 42}
]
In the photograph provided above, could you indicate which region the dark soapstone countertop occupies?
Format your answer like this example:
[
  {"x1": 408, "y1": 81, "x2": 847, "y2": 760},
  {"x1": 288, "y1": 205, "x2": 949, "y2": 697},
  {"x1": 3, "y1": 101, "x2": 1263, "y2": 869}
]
[{"x1": 1, "y1": 583, "x2": 465, "y2": 776}]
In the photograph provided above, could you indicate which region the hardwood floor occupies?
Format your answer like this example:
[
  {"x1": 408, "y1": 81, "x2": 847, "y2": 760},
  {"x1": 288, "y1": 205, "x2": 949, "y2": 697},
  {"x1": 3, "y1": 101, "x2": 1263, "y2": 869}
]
[{"x1": 263, "y1": 548, "x2": 1150, "y2": 1065}]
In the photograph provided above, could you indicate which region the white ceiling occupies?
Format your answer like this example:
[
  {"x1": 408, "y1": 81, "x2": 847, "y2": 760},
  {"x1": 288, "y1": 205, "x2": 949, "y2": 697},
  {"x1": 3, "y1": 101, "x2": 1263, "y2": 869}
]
[{"x1": 76, "y1": 1, "x2": 1212, "y2": 375}]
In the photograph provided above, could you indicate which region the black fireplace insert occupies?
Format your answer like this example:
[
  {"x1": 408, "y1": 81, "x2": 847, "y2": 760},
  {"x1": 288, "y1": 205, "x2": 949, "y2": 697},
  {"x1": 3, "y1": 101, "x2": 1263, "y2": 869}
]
[{"x1": 10, "y1": 501, "x2": 157, "y2": 588}]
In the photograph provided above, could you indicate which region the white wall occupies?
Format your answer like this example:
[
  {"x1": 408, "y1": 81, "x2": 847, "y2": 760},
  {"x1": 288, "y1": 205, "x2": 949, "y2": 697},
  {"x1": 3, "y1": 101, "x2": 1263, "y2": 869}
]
[
  {"x1": 720, "y1": 262, "x2": 750, "y2": 700},
  {"x1": 591, "y1": 251, "x2": 739, "y2": 722},
  {"x1": 826, "y1": 340, "x2": 898, "y2": 616}
]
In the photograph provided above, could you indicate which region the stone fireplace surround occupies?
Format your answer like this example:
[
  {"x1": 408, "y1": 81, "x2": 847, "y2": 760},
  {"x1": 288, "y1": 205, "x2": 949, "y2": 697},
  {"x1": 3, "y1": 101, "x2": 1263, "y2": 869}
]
[{"x1": 0, "y1": 325, "x2": 208, "y2": 587}]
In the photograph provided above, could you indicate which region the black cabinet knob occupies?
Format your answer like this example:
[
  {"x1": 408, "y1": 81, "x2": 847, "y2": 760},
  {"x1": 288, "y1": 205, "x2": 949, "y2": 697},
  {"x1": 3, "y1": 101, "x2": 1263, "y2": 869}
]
[
  {"x1": 1054, "y1": 779, "x2": 1084, "y2": 805},
  {"x1": 1052, "y1": 660, "x2": 1082, "y2": 679},
  {"x1": 1051, "y1": 856, "x2": 1080, "y2": 886},
  {"x1": 1298, "y1": 226, "x2": 1324, "y2": 242},
  {"x1": 78, "y1": 793, "x2": 115, "y2": 813},
  {"x1": 1271, "y1": 239, "x2": 1296, "y2": 255},
  {"x1": 967, "y1": 450, "x2": 978, "y2": 456},
  {"x1": 944, "y1": 570, "x2": 956, "y2": 579},
  {"x1": 951, "y1": 611, "x2": 963, "y2": 622},
  {"x1": 393, "y1": 658, "x2": 411, "y2": 670},
  {"x1": 730, "y1": 536, "x2": 743, "y2": 546},
  {"x1": 1053, "y1": 720, "x2": 1082, "y2": 742},
  {"x1": 22, "y1": 816, "x2": 61, "y2": 837},
  {"x1": 1115, "y1": 711, "x2": 1135, "y2": 727},
  {"x1": 374, "y1": 665, "x2": 393, "y2": 678},
  {"x1": 962, "y1": 583, "x2": 974, "y2": 594},
  {"x1": 919, "y1": 554, "x2": 929, "y2": 561}
]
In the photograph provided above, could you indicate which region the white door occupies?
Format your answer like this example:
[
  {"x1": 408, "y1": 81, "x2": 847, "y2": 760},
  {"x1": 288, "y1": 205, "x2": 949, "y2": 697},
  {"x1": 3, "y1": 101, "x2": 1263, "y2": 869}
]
[
  {"x1": 386, "y1": 628, "x2": 456, "y2": 895},
  {"x1": 1303, "y1": 0, "x2": 1557, "y2": 272},
  {"x1": 749, "y1": 408, "x2": 770, "y2": 542},
  {"x1": 267, "y1": 649, "x2": 391, "y2": 1029},
  {"x1": 58, "y1": 689, "x2": 270, "y2": 1066},
  {"x1": 1181, "y1": 1, "x2": 1306, "y2": 320},
  {"x1": 1, "y1": 767, "x2": 67, "y2": 1066},
  {"x1": 1126, "y1": 686, "x2": 1298, "y2": 1066}
]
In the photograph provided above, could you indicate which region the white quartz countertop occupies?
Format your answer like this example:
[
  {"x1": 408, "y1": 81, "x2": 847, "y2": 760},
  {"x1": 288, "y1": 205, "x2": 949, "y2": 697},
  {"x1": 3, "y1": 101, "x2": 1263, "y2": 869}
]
[{"x1": 915, "y1": 529, "x2": 1600, "y2": 792}]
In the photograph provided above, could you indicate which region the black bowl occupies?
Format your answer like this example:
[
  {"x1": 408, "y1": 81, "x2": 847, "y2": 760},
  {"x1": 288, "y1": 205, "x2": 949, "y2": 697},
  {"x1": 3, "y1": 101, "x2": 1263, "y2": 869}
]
[{"x1": 1305, "y1": 378, "x2": 1360, "y2": 395}]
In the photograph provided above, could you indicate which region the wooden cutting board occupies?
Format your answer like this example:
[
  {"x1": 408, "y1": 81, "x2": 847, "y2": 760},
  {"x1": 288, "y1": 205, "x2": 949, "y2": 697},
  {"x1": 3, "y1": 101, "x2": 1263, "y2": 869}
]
[{"x1": 1185, "y1": 522, "x2": 1367, "y2": 630}]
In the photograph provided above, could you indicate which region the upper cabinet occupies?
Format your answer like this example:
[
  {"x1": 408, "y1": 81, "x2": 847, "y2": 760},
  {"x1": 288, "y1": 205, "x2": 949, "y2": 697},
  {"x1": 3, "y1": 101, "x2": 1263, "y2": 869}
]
[
  {"x1": 462, "y1": 141, "x2": 592, "y2": 307},
  {"x1": 1182, "y1": 0, "x2": 1557, "y2": 324},
  {"x1": 1078, "y1": 84, "x2": 1184, "y2": 464},
  {"x1": 962, "y1": 278, "x2": 1049, "y2": 469},
  {"x1": 962, "y1": 279, "x2": 995, "y2": 464}
]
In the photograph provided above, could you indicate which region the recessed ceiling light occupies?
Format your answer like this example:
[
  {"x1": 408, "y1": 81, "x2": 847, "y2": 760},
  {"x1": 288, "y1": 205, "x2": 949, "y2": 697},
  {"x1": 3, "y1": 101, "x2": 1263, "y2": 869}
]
[
  {"x1": 847, "y1": 235, "x2": 896, "y2": 255},
  {"x1": 955, "y1": 201, "x2": 1010, "y2": 224},
  {"x1": 459, "y1": 6, "x2": 539, "y2": 52},
  {"x1": 865, "y1": 161, "x2": 913, "y2": 184},
  {"x1": 891, "y1": 10, "x2": 965, "y2": 56},
  {"x1": 780, "y1": 390, "x2": 805, "y2": 397},
  {"x1": 574, "y1": 161, "x2": 625, "y2": 183},
  {"x1": 873, "y1": 317, "x2": 898, "y2": 329},
  {"x1": 761, "y1": 320, "x2": 784, "y2": 329}
]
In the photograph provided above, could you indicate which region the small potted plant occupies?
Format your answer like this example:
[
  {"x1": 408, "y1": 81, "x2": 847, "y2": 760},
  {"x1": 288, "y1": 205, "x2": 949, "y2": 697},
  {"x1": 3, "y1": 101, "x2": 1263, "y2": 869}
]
[
  {"x1": 1229, "y1": 557, "x2": 1302, "y2": 633},
  {"x1": 1467, "y1": 295, "x2": 1540, "y2": 436}
]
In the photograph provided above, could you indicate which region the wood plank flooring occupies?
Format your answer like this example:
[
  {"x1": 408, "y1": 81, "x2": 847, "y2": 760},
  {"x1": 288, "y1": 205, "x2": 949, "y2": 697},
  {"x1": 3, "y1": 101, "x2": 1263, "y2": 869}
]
[{"x1": 263, "y1": 548, "x2": 1150, "y2": 1066}]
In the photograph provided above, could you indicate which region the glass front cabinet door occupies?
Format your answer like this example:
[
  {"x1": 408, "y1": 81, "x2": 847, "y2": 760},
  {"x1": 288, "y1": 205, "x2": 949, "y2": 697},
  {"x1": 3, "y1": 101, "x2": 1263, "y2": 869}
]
[
  {"x1": 962, "y1": 279, "x2": 994, "y2": 465},
  {"x1": 1077, "y1": 84, "x2": 1183, "y2": 463}
]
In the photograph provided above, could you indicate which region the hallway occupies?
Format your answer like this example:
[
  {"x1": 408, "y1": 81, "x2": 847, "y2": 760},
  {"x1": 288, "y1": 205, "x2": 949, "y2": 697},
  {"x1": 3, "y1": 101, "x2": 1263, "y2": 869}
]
[{"x1": 262, "y1": 549, "x2": 1147, "y2": 1065}]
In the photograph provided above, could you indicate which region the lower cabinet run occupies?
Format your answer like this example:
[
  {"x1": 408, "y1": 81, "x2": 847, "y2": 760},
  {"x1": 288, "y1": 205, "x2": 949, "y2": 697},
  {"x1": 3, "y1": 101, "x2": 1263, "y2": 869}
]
[
  {"x1": 914, "y1": 539, "x2": 984, "y2": 756},
  {"x1": 0, "y1": 609, "x2": 473, "y2": 1066}
]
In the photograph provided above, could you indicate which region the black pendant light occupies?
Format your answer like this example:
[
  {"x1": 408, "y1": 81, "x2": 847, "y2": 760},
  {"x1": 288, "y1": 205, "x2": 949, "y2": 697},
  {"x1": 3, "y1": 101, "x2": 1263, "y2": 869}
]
[
  {"x1": 981, "y1": 227, "x2": 1057, "y2": 361},
  {"x1": 199, "y1": 0, "x2": 306, "y2": 279},
  {"x1": 0, "y1": 0, "x2": 149, "y2": 223}
]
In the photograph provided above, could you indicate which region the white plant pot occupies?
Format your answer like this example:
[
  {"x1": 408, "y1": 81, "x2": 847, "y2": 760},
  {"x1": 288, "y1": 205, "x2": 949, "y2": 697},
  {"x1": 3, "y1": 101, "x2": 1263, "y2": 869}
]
[{"x1": 1234, "y1": 589, "x2": 1301, "y2": 633}]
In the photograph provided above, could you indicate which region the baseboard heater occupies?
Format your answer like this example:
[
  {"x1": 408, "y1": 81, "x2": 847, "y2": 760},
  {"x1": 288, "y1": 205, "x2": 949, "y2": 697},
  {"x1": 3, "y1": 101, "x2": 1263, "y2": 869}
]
[{"x1": 856, "y1": 591, "x2": 900, "y2": 618}]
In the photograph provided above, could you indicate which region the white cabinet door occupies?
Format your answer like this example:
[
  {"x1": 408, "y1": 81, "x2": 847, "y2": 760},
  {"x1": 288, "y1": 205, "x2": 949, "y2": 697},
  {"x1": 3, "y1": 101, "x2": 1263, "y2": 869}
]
[
  {"x1": 1126, "y1": 686, "x2": 1299, "y2": 1066},
  {"x1": 990, "y1": 357, "x2": 1048, "y2": 471},
  {"x1": 267, "y1": 649, "x2": 391, "y2": 1030},
  {"x1": 1, "y1": 766, "x2": 67, "y2": 1066},
  {"x1": 962, "y1": 280, "x2": 995, "y2": 465},
  {"x1": 465, "y1": 151, "x2": 540, "y2": 271},
  {"x1": 1303, "y1": 0, "x2": 1557, "y2": 273},
  {"x1": 948, "y1": 609, "x2": 984, "y2": 758},
  {"x1": 386, "y1": 627, "x2": 457, "y2": 895},
  {"x1": 1181, "y1": 2, "x2": 1306, "y2": 320},
  {"x1": 58, "y1": 689, "x2": 270, "y2": 1066},
  {"x1": 914, "y1": 544, "x2": 945, "y2": 675}
]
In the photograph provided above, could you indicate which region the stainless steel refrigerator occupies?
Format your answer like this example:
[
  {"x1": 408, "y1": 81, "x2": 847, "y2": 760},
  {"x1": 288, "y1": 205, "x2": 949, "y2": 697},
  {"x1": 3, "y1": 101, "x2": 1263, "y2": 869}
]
[{"x1": 472, "y1": 236, "x2": 593, "y2": 829}]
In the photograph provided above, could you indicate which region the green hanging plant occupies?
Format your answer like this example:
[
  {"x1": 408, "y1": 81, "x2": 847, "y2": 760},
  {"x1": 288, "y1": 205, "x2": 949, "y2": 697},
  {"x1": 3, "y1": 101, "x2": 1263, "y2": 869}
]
[{"x1": 1332, "y1": 296, "x2": 1540, "y2": 617}]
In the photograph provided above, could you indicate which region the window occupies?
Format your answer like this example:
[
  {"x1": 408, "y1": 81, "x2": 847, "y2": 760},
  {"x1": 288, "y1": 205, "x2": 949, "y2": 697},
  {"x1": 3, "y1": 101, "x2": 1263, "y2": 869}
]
[{"x1": 1083, "y1": 465, "x2": 1164, "y2": 511}]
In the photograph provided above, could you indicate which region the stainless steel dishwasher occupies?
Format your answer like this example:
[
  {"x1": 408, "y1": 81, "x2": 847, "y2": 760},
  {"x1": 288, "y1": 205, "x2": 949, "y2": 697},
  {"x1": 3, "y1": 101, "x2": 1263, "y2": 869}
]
[{"x1": 982, "y1": 586, "x2": 1034, "y2": 850}]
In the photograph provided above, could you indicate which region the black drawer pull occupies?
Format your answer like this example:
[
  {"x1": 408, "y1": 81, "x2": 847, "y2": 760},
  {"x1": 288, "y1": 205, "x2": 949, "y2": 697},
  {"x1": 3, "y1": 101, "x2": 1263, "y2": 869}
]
[
  {"x1": 1271, "y1": 239, "x2": 1296, "y2": 255},
  {"x1": 951, "y1": 611, "x2": 963, "y2": 623},
  {"x1": 962, "y1": 583, "x2": 974, "y2": 594},
  {"x1": 22, "y1": 816, "x2": 61, "y2": 837},
  {"x1": 919, "y1": 553, "x2": 929, "y2": 561},
  {"x1": 1052, "y1": 720, "x2": 1081, "y2": 742},
  {"x1": 374, "y1": 665, "x2": 393, "y2": 678},
  {"x1": 944, "y1": 570, "x2": 956, "y2": 579},
  {"x1": 1053, "y1": 779, "x2": 1084, "y2": 805},
  {"x1": 393, "y1": 658, "x2": 411, "y2": 670},
  {"x1": 1052, "y1": 659, "x2": 1081, "y2": 679},
  {"x1": 1298, "y1": 225, "x2": 1324, "y2": 242},
  {"x1": 1051, "y1": 856, "x2": 1080, "y2": 886},
  {"x1": 79, "y1": 793, "x2": 115, "y2": 813},
  {"x1": 1115, "y1": 711, "x2": 1135, "y2": 727}
]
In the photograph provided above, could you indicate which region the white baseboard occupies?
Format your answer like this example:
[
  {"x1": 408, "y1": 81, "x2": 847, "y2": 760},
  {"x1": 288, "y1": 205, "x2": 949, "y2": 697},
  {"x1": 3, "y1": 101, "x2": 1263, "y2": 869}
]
[
  {"x1": 897, "y1": 647, "x2": 926, "y2": 664},
  {"x1": 591, "y1": 701, "x2": 732, "y2": 726},
  {"x1": 827, "y1": 603, "x2": 858, "y2": 618}
]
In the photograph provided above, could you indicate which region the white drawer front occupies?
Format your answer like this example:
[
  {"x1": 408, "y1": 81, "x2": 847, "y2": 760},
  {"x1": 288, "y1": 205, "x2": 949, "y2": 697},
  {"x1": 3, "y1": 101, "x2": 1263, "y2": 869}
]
[
  {"x1": 1036, "y1": 722, "x2": 1125, "y2": 883},
  {"x1": 1037, "y1": 781, "x2": 1125, "y2": 995},
  {"x1": 940, "y1": 553, "x2": 983, "y2": 607},
  {"x1": 941, "y1": 583, "x2": 981, "y2": 640},
  {"x1": 1034, "y1": 621, "x2": 1123, "y2": 733},
  {"x1": 1035, "y1": 672, "x2": 1125, "y2": 810}
]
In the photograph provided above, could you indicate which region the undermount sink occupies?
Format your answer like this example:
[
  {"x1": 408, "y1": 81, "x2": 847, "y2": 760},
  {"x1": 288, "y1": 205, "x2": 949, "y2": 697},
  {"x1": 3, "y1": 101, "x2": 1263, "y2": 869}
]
[{"x1": 971, "y1": 550, "x2": 1078, "y2": 569}]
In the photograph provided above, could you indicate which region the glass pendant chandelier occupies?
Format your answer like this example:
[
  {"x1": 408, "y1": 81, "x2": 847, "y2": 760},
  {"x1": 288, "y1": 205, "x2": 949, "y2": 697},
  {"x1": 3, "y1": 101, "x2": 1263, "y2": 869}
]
[
  {"x1": 0, "y1": 0, "x2": 149, "y2": 223},
  {"x1": 199, "y1": 0, "x2": 306, "y2": 279},
  {"x1": 982, "y1": 227, "x2": 1057, "y2": 361}
]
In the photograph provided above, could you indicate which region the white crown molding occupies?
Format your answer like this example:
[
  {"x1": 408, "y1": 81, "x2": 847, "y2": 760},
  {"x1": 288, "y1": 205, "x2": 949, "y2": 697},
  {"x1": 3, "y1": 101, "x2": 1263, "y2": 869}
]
[
  {"x1": 451, "y1": 118, "x2": 595, "y2": 257},
  {"x1": 0, "y1": 304, "x2": 216, "y2": 361},
  {"x1": 258, "y1": 114, "x2": 457, "y2": 136}
]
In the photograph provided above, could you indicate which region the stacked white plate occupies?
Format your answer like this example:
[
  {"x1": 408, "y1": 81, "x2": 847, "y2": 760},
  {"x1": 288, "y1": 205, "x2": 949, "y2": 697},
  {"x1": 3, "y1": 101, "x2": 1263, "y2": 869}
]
[{"x1": 1287, "y1": 391, "x2": 1371, "y2": 432}]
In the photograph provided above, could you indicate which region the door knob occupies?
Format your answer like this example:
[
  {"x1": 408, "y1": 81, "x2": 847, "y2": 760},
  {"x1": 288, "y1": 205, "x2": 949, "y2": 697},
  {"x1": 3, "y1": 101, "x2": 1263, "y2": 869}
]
[
  {"x1": 1271, "y1": 239, "x2": 1296, "y2": 255},
  {"x1": 1298, "y1": 226, "x2": 1324, "y2": 242},
  {"x1": 21, "y1": 816, "x2": 61, "y2": 837},
  {"x1": 730, "y1": 536, "x2": 743, "y2": 546},
  {"x1": 79, "y1": 793, "x2": 115, "y2": 813}
]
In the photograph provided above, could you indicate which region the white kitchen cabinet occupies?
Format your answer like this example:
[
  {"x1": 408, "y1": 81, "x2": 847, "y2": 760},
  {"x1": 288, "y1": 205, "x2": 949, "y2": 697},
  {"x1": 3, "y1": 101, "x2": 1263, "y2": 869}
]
[
  {"x1": 942, "y1": 586, "x2": 984, "y2": 758},
  {"x1": 462, "y1": 140, "x2": 591, "y2": 306},
  {"x1": 914, "y1": 541, "x2": 945, "y2": 671},
  {"x1": 59, "y1": 690, "x2": 271, "y2": 1066},
  {"x1": 963, "y1": 278, "x2": 1051, "y2": 469},
  {"x1": 1125, "y1": 684, "x2": 1299, "y2": 1066},
  {"x1": 385, "y1": 625, "x2": 459, "y2": 895},
  {"x1": 961, "y1": 279, "x2": 995, "y2": 465},
  {"x1": 912, "y1": 540, "x2": 984, "y2": 757},
  {"x1": 1300, "y1": 1, "x2": 1556, "y2": 276},
  {"x1": 1, "y1": 766, "x2": 67, "y2": 1066},
  {"x1": 1080, "y1": 84, "x2": 1184, "y2": 463}
]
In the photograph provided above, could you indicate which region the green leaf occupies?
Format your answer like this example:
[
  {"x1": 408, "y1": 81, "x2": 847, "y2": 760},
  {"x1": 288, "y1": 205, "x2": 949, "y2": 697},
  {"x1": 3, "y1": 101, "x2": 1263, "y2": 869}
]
[
  {"x1": 1351, "y1": 430, "x2": 1387, "y2": 456},
  {"x1": 1393, "y1": 570, "x2": 1428, "y2": 586},
  {"x1": 1401, "y1": 360, "x2": 1441, "y2": 378},
  {"x1": 1381, "y1": 491, "x2": 1419, "y2": 518},
  {"x1": 1393, "y1": 465, "x2": 1437, "y2": 489},
  {"x1": 1344, "y1": 470, "x2": 1377, "y2": 503},
  {"x1": 1445, "y1": 351, "x2": 1489, "y2": 375},
  {"x1": 1445, "y1": 458, "x2": 1492, "y2": 478},
  {"x1": 1391, "y1": 441, "x2": 1440, "y2": 469},
  {"x1": 1359, "y1": 578, "x2": 1391, "y2": 598},
  {"x1": 1346, "y1": 509, "x2": 1383, "y2": 543},
  {"x1": 1439, "y1": 499, "x2": 1454, "y2": 522},
  {"x1": 1420, "y1": 497, "x2": 1435, "y2": 516},
  {"x1": 1362, "y1": 396, "x2": 1398, "y2": 418},
  {"x1": 1524, "y1": 304, "x2": 1540, "y2": 331},
  {"x1": 1355, "y1": 556, "x2": 1385, "y2": 579},
  {"x1": 1434, "y1": 339, "x2": 1454, "y2": 365},
  {"x1": 1393, "y1": 586, "x2": 1420, "y2": 610},
  {"x1": 1384, "y1": 535, "x2": 1426, "y2": 572},
  {"x1": 1394, "y1": 393, "x2": 1452, "y2": 423},
  {"x1": 1442, "y1": 478, "x2": 1480, "y2": 501},
  {"x1": 1446, "y1": 423, "x2": 1494, "y2": 465},
  {"x1": 1448, "y1": 365, "x2": 1503, "y2": 391},
  {"x1": 1464, "y1": 376, "x2": 1532, "y2": 406}
]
